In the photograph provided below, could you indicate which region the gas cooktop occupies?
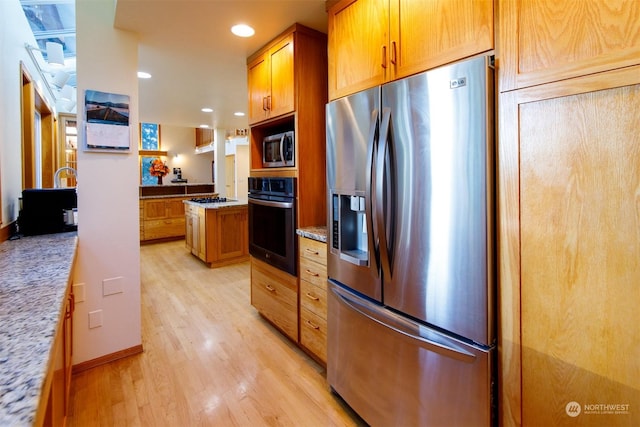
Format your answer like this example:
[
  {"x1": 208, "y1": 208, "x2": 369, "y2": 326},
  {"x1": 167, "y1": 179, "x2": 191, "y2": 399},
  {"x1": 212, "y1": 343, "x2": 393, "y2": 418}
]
[{"x1": 190, "y1": 197, "x2": 228, "y2": 203}]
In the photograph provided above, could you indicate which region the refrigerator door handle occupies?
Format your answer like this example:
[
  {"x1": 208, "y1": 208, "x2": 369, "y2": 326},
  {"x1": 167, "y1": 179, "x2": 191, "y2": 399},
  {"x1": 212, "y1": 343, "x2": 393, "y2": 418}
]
[
  {"x1": 366, "y1": 108, "x2": 380, "y2": 266},
  {"x1": 375, "y1": 107, "x2": 393, "y2": 276},
  {"x1": 331, "y1": 284, "x2": 477, "y2": 363}
]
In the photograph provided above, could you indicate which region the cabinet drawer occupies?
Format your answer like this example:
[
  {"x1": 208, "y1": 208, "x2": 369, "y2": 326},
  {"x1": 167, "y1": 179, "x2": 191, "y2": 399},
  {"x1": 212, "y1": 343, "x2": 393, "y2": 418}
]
[
  {"x1": 300, "y1": 306, "x2": 327, "y2": 363},
  {"x1": 300, "y1": 279, "x2": 327, "y2": 320},
  {"x1": 143, "y1": 218, "x2": 185, "y2": 240},
  {"x1": 300, "y1": 237, "x2": 327, "y2": 266},
  {"x1": 251, "y1": 258, "x2": 298, "y2": 340},
  {"x1": 185, "y1": 203, "x2": 199, "y2": 215},
  {"x1": 299, "y1": 256, "x2": 327, "y2": 288}
]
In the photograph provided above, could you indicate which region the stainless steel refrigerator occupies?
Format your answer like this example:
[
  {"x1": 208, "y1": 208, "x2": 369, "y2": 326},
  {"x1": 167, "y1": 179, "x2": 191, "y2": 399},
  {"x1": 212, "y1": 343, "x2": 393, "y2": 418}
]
[{"x1": 326, "y1": 55, "x2": 495, "y2": 426}]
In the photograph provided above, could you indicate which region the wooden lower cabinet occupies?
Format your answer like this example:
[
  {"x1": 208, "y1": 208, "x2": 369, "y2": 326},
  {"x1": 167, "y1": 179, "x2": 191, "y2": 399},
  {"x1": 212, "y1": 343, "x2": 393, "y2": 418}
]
[
  {"x1": 251, "y1": 257, "x2": 299, "y2": 341},
  {"x1": 185, "y1": 204, "x2": 249, "y2": 268},
  {"x1": 140, "y1": 197, "x2": 189, "y2": 242},
  {"x1": 298, "y1": 237, "x2": 327, "y2": 364},
  {"x1": 498, "y1": 66, "x2": 640, "y2": 426},
  {"x1": 249, "y1": 235, "x2": 328, "y2": 364},
  {"x1": 40, "y1": 283, "x2": 74, "y2": 426}
]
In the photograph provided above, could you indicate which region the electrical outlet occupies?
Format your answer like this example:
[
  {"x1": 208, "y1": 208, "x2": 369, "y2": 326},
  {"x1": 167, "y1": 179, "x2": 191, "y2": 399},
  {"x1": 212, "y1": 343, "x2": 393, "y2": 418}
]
[
  {"x1": 73, "y1": 282, "x2": 86, "y2": 302},
  {"x1": 103, "y1": 276, "x2": 124, "y2": 296},
  {"x1": 88, "y1": 310, "x2": 103, "y2": 328}
]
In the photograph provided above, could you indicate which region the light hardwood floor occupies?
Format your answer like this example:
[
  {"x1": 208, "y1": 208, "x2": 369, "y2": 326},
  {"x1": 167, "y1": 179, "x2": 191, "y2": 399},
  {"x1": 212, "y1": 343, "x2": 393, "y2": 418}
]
[{"x1": 67, "y1": 240, "x2": 364, "y2": 426}]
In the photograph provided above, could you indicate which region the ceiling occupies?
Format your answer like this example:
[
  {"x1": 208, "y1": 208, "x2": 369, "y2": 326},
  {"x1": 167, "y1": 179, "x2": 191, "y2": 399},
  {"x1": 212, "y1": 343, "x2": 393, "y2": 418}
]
[{"x1": 113, "y1": 0, "x2": 329, "y2": 132}]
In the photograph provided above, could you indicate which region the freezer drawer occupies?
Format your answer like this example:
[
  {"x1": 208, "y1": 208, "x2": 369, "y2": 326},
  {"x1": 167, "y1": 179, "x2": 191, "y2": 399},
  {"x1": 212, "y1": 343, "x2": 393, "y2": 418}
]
[{"x1": 328, "y1": 282, "x2": 494, "y2": 427}]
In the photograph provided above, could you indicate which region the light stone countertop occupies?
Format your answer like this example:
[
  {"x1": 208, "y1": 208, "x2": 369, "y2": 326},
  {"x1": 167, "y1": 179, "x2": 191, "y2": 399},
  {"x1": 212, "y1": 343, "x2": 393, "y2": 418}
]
[
  {"x1": 183, "y1": 199, "x2": 248, "y2": 209},
  {"x1": 0, "y1": 232, "x2": 78, "y2": 426},
  {"x1": 296, "y1": 226, "x2": 327, "y2": 243}
]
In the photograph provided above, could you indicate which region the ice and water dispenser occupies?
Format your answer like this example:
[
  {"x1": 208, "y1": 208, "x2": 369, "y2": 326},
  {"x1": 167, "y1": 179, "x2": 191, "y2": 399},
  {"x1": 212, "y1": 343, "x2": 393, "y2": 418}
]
[{"x1": 331, "y1": 193, "x2": 369, "y2": 266}]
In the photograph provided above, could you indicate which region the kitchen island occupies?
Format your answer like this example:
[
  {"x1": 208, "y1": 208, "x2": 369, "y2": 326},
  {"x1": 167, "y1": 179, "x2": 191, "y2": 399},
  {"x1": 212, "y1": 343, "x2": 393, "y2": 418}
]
[
  {"x1": 0, "y1": 232, "x2": 78, "y2": 426},
  {"x1": 184, "y1": 199, "x2": 249, "y2": 268}
]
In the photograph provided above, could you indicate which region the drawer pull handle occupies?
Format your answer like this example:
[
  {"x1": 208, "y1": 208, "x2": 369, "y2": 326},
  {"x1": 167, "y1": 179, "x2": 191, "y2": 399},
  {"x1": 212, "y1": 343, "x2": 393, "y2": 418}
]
[
  {"x1": 265, "y1": 284, "x2": 276, "y2": 292},
  {"x1": 305, "y1": 248, "x2": 319, "y2": 255},
  {"x1": 305, "y1": 269, "x2": 319, "y2": 277},
  {"x1": 306, "y1": 320, "x2": 320, "y2": 330},
  {"x1": 305, "y1": 292, "x2": 319, "y2": 301}
]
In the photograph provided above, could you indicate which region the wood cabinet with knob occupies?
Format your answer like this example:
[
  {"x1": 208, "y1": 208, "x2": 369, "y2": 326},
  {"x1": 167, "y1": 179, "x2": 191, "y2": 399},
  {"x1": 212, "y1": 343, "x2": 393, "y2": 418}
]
[
  {"x1": 251, "y1": 257, "x2": 299, "y2": 341},
  {"x1": 247, "y1": 33, "x2": 295, "y2": 125},
  {"x1": 140, "y1": 197, "x2": 189, "y2": 242},
  {"x1": 327, "y1": 0, "x2": 494, "y2": 100},
  {"x1": 298, "y1": 235, "x2": 328, "y2": 364}
]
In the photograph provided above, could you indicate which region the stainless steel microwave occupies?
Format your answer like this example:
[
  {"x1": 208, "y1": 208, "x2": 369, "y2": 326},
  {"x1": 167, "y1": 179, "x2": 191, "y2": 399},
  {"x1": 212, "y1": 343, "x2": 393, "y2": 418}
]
[{"x1": 262, "y1": 131, "x2": 294, "y2": 168}]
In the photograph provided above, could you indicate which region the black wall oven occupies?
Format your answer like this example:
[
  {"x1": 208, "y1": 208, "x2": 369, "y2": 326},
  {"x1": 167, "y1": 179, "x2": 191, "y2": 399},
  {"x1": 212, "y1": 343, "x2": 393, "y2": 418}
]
[{"x1": 248, "y1": 177, "x2": 297, "y2": 276}]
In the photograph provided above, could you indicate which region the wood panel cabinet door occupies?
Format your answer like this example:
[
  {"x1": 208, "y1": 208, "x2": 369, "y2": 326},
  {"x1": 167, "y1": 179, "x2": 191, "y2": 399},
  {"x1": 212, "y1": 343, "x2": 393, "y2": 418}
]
[
  {"x1": 251, "y1": 258, "x2": 298, "y2": 341},
  {"x1": 390, "y1": 0, "x2": 493, "y2": 80},
  {"x1": 248, "y1": 53, "x2": 270, "y2": 124},
  {"x1": 165, "y1": 199, "x2": 185, "y2": 218},
  {"x1": 214, "y1": 208, "x2": 248, "y2": 261},
  {"x1": 197, "y1": 207, "x2": 206, "y2": 261},
  {"x1": 143, "y1": 199, "x2": 168, "y2": 220},
  {"x1": 498, "y1": 0, "x2": 640, "y2": 92},
  {"x1": 498, "y1": 67, "x2": 640, "y2": 426},
  {"x1": 328, "y1": 0, "x2": 388, "y2": 100},
  {"x1": 268, "y1": 34, "x2": 295, "y2": 119}
]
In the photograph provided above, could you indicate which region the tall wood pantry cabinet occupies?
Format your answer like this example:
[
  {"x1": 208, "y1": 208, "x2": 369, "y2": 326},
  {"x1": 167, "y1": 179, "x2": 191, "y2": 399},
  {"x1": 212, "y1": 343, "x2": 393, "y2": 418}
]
[
  {"x1": 497, "y1": 1, "x2": 640, "y2": 426},
  {"x1": 248, "y1": 23, "x2": 328, "y2": 347},
  {"x1": 326, "y1": 0, "x2": 494, "y2": 100}
]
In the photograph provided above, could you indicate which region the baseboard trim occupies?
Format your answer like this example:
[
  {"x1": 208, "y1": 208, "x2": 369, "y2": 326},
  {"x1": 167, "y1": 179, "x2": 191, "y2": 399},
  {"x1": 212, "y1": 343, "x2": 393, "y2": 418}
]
[
  {"x1": 72, "y1": 344, "x2": 143, "y2": 374},
  {"x1": 0, "y1": 221, "x2": 15, "y2": 243}
]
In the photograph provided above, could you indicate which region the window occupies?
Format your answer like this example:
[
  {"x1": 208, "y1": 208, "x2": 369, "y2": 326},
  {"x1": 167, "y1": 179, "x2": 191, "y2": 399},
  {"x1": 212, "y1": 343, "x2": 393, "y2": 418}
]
[
  {"x1": 139, "y1": 123, "x2": 167, "y2": 185},
  {"x1": 140, "y1": 122, "x2": 160, "y2": 150}
]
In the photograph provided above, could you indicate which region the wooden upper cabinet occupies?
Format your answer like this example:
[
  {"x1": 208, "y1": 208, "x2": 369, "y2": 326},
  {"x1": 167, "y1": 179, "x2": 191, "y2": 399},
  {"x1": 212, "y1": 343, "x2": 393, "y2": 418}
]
[
  {"x1": 328, "y1": 0, "x2": 389, "y2": 100},
  {"x1": 195, "y1": 127, "x2": 214, "y2": 147},
  {"x1": 248, "y1": 53, "x2": 270, "y2": 123},
  {"x1": 391, "y1": 0, "x2": 493, "y2": 80},
  {"x1": 328, "y1": 0, "x2": 494, "y2": 100},
  {"x1": 498, "y1": 0, "x2": 640, "y2": 92},
  {"x1": 247, "y1": 34, "x2": 295, "y2": 124}
]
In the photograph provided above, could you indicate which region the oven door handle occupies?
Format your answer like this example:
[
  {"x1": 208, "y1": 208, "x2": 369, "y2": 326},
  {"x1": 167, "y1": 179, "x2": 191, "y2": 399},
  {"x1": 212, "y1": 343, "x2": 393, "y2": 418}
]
[{"x1": 248, "y1": 198, "x2": 294, "y2": 209}]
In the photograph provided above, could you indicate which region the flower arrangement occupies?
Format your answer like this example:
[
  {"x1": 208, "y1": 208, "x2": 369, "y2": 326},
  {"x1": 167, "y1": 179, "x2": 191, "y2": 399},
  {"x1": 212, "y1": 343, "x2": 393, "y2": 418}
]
[{"x1": 149, "y1": 158, "x2": 169, "y2": 177}]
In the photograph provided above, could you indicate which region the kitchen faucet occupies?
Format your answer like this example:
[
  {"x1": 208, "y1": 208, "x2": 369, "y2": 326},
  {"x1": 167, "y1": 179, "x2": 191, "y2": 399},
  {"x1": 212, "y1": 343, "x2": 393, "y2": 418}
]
[{"x1": 54, "y1": 167, "x2": 77, "y2": 188}]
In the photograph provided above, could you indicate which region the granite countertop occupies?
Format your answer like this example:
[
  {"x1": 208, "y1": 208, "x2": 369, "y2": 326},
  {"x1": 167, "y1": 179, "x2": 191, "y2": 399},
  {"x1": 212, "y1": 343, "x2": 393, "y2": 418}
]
[
  {"x1": 183, "y1": 199, "x2": 248, "y2": 209},
  {"x1": 296, "y1": 226, "x2": 327, "y2": 243},
  {"x1": 0, "y1": 232, "x2": 78, "y2": 426},
  {"x1": 140, "y1": 192, "x2": 216, "y2": 200}
]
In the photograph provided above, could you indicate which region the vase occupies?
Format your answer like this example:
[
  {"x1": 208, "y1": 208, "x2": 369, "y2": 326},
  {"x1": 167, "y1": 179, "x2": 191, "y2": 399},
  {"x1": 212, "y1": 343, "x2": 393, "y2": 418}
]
[{"x1": 157, "y1": 175, "x2": 163, "y2": 185}]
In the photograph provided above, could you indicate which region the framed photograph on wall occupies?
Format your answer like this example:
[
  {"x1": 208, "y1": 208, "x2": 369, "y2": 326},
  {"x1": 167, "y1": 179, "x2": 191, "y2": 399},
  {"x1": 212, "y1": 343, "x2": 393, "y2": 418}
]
[{"x1": 84, "y1": 89, "x2": 130, "y2": 151}]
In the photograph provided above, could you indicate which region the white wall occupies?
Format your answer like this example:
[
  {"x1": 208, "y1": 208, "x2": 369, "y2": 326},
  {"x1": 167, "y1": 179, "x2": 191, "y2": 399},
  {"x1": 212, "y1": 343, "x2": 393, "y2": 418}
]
[
  {"x1": 158, "y1": 125, "x2": 214, "y2": 184},
  {"x1": 0, "y1": 0, "x2": 53, "y2": 226},
  {"x1": 72, "y1": 0, "x2": 141, "y2": 364}
]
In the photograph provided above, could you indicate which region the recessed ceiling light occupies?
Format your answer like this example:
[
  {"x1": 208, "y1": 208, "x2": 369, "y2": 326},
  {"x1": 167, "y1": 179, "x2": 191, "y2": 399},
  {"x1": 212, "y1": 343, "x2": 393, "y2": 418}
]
[
  {"x1": 199, "y1": 124, "x2": 210, "y2": 128},
  {"x1": 201, "y1": 107, "x2": 213, "y2": 113},
  {"x1": 234, "y1": 112, "x2": 245, "y2": 117},
  {"x1": 137, "y1": 71, "x2": 152, "y2": 79},
  {"x1": 231, "y1": 24, "x2": 255, "y2": 38}
]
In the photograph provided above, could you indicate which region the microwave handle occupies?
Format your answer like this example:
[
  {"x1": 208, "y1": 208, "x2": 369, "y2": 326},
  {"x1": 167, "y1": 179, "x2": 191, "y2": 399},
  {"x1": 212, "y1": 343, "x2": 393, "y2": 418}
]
[{"x1": 279, "y1": 134, "x2": 286, "y2": 163}]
